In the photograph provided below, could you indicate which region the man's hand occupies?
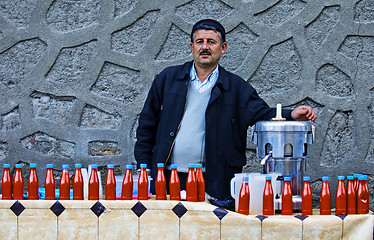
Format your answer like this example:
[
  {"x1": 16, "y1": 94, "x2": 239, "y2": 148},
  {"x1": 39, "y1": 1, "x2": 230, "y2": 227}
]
[{"x1": 291, "y1": 106, "x2": 316, "y2": 123}]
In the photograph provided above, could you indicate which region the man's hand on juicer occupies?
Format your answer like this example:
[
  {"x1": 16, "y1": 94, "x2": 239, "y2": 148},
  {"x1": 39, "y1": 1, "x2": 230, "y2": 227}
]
[{"x1": 291, "y1": 106, "x2": 316, "y2": 123}]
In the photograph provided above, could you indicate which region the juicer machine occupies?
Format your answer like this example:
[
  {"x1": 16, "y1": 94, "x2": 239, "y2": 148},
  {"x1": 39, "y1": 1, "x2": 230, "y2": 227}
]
[{"x1": 252, "y1": 104, "x2": 315, "y2": 210}]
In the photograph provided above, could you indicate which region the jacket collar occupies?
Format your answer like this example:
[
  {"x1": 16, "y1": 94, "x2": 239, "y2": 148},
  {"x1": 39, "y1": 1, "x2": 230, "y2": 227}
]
[{"x1": 177, "y1": 61, "x2": 229, "y2": 92}]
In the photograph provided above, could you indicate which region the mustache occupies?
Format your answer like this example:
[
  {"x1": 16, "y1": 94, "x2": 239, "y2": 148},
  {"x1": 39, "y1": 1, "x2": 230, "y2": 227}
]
[{"x1": 199, "y1": 50, "x2": 211, "y2": 55}]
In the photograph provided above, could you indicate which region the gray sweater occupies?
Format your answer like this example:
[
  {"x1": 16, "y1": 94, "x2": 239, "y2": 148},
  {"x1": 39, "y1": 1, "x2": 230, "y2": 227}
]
[{"x1": 171, "y1": 83, "x2": 211, "y2": 172}]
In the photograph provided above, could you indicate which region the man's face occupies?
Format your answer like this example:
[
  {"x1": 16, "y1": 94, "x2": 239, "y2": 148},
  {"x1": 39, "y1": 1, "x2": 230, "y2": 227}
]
[{"x1": 190, "y1": 29, "x2": 227, "y2": 69}]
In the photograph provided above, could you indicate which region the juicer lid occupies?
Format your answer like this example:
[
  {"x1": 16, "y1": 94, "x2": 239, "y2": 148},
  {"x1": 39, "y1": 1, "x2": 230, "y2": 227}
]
[{"x1": 253, "y1": 121, "x2": 313, "y2": 132}]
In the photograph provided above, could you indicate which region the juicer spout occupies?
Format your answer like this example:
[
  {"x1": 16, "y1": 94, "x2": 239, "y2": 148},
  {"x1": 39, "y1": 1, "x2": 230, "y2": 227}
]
[{"x1": 261, "y1": 151, "x2": 272, "y2": 165}]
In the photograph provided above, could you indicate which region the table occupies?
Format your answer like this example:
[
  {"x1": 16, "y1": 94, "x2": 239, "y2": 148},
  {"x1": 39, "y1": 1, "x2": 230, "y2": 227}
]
[{"x1": 0, "y1": 199, "x2": 372, "y2": 239}]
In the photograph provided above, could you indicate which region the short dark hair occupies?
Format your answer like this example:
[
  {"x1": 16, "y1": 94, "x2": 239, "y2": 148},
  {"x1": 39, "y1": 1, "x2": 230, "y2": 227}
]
[{"x1": 191, "y1": 19, "x2": 226, "y2": 43}]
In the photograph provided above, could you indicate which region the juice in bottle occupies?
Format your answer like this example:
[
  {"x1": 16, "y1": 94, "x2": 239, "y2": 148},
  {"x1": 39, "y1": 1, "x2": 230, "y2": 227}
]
[
  {"x1": 320, "y1": 176, "x2": 331, "y2": 215},
  {"x1": 281, "y1": 176, "x2": 293, "y2": 215},
  {"x1": 357, "y1": 175, "x2": 369, "y2": 214},
  {"x1": 186, "y1": 164, "x2": 197, "y2": 202},
  {"x1": 237, "y1": 176, "x2": 250, "y2": 215},
  {"x1": 196, "y1": 163, "x2": 205, "y2": 202},
  {"x1": 2, "y1": 164, "x2": 12, "y2": 200},
  {"x1": 346, "y1": 175, "x2": 356, "y2": 214},
  {"x1": 155, "y1": 163, "x2": 167, "y2": 200},
  {"x1": 301, "y1": 176, "x2": 313, "y2": 216},
  {"x1": 13, "y1": 164, "x2": 24, "y2": 200},
  {"x1": 121, "y1": 165, "x2": 133, "y2": 200},
  {"x1": 28, "y1": 163, "x2": 39, "y2": 200},
  {"x1": 59, "y1": 165, "x2": 70, "y2": 200},
  {"x1": 105, "y1": 165, "x2": 116, "y2": 200},
  {"x1": 88, "y1": 165, "x2": 99, "y2": 200},
  {"x1": 169, "y1": 164, "x2": 181, "y2": 201},
  {"x1": 353, "y1": 174, "x2": 361, "y2": 193},
  {"x1": 45, "y1": 164, "x2": 56, "y2": 200},
  {"x1": 138, "y1": 164, "x2": 149, "y2": 200},
  {"x1": 263, "y1": 176, "x2": 274, "y2": 215},
  {"x1": 335, "y1": 176, "x2": 346, "y2": 215},
  {"x1": 73, "y1": 163, "x2": 84, "y2": 200}
]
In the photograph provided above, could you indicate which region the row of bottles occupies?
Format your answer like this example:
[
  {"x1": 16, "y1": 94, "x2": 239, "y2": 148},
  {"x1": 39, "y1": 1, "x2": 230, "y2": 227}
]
[
  {"x1": 237, "y1": 174, "x2": 370, "y2": 216},
  {"x1": 1, "y1": 163, "x2": 205, "y2": 202}
]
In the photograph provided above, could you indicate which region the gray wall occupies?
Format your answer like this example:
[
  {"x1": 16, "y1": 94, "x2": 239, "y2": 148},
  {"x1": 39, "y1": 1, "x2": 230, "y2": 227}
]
[{"x1": 0, "y1": 0, "x2": 373, "y2": 208}]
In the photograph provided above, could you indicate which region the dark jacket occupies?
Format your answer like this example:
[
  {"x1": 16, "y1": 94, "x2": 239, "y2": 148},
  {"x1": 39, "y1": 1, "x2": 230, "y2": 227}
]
[{"x1": 134, "y1": 61, "x2": 292, "y2": 200}]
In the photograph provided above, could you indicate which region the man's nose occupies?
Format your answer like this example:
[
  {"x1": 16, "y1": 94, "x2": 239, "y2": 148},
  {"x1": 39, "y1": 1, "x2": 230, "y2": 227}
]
[{"x1": 202, "y1": 40, "x2": 208, "y2": 49}]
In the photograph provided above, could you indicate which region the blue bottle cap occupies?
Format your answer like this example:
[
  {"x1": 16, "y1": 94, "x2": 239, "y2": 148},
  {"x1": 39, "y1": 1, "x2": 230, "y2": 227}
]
[
  {"x1": 196, "y1": 163, "x2": 202, "y2": 168},
  {"x1": 107, "y1": 164, "x2": 114, "y2": 169},
  {"x1": 188, "y1": 164, "x2": 195, "y2": 168},
  {"x1": 140, "y1": 163, "x2": 147, "y2": 168},
  {"x1": 126, "y1": 164, "x2": 133, "y2": 169},
  {"x1": 284, "y1": 176, "x2": 291, "y2": 181},
  {"x1": 347, "y1": 175, "x2": 354, "y2": 180},
  {"x1": 303, "y1": 176, "x2": 310, "y2": 181},
  {"x1": 157, "y1": 163, "x2": 164, "y2": 167},
  {"x1": 338, "y1": 176, "x2": 345, "y2": 180},
  {"x1": 91, "y1": 165, "x2": 98, "y2": 169},
  {"x1": 265, "y1": 176, "x2": 272, "y2": 180},
  {"x1": 170, "y1": 164, "x2": 177, "y2": 169},
  {"x1": 75, "y1": 163, "x2": 82, "y2": 168},
  {"x1": 3, "y1": 164, "x2": 10, "y2": 168},
  {"x1": 242, "y1": 176, "x2": 249, "y2": 181},
  {"x1": 62, "y1": 165, "x2": 69, "y2": 169},
  {"x1": 46, "y1": 164, "x2": 53, "y2": 168},
  {"x1": 359, "y1": 175, "x2": 368, "y2": 180},
  {"x1": 322, "y1": 176, "x2": 329, "y2": 181},
  {"x1": 353, "y1": 174, "x2": 361, "y2": 179},
  {"x1": 30, "y1": 163, "x2": 37, "y2": 168},
  {"x1": 15, "y1": 164, "x2": 22, "y2": 168}
]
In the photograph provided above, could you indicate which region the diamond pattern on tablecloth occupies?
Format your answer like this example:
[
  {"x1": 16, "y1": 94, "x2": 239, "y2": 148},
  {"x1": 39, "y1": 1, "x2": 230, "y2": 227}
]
[
  {"x1": 91, "y1": 201, "x2": 106, "y2": 217},
  {"x1": 213, "y1": 208, "x2": 228, "y2": 220},
  {"x1": 10, "y1": 201, "x2": 25, "y2": 216},
  {"x1": 294, "y1": 215, "x2": 309, "y2": 221},
  {"x1": 50, "y1": 201, "x2": 65, "y2": 217},
  {"x1": 172, "y1": 202, "x2": 187, "y2": 218},
  {"x1": 131, "y1": 201, "x2": 147, "y2": 217},
  {"x1": 256, "y1": 215, "x2": 268, "y2": 222}
]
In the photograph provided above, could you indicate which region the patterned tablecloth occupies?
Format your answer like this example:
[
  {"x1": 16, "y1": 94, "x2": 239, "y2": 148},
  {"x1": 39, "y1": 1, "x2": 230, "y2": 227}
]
[{"x1": 0, "y1": 199, "x2": 372, "y2": 239}]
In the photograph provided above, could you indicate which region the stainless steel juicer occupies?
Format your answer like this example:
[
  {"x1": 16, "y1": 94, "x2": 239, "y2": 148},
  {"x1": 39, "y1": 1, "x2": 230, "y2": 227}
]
[{"x1": 252, "y1": 116, "x2": 315, "y2": 211}]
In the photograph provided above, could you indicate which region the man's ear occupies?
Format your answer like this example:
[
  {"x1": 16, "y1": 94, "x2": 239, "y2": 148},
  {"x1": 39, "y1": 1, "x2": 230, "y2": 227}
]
[{"x1": 221, "y1": 42, "x2": 228, "y2": 54}]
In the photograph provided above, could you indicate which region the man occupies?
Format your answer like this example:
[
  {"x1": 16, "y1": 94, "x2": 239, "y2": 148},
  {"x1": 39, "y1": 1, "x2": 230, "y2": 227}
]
[{"x1": 134, "y1": 19, "x2": 316, "y2": 203}]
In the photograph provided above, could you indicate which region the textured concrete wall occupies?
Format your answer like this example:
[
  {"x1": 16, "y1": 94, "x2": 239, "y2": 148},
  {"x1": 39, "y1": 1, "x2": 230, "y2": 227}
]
[{"x1": 0, "y1": 0, "x2": 373, "y2": 208}]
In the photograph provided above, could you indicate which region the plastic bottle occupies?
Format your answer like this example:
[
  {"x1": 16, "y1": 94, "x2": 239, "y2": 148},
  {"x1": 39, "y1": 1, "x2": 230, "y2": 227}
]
[
  {"x1": 28, "y1": 163, "x2": 39, "y2": 200},
  {"x1": 346, "y1": 175, "x2": 356, "y2": 214},
  {"x1": 237, "y1": 176, "x2": 250, "y2": 215},
  {"x1": 357, "y1": 175, "x2": 369, "y2": 214},
  {"x1": 301, "y1": 176, "x2": 312, "y2": 216},
  {"x1": 263, "y1": 176, "x2": 274, "y2": 215},
  {"x1": 169, "y1": 164, "x2": 181, "y2": 201},
  {"x1": 155, "y1": 163, "x2": 167, "y2": 200},
  {"x1": 88, "y1": 165, "x2": 99, "y2": 200},
  {"x1": 281, "y1": 176, "x2": 293, "y2": 215},
  {"x1": 2, "y1": 164, "x2": 12, "y2": 200},
  {"x1": 121, "y1": 165, "x2": 133, "y2": 200},
  {"x1": 320, "y1": 176, "x2": 331, "y2": 215},
  {"x1": 59, "y1": 165, "x2": 70, "y2": 200},
  {"x1": 353, "y1": 174, "x2": 361, "y2": 193},
  {"x1": 105, "y1": 165, "x2": 116, "y2": 200},
  {"x1": 13, "y1": 164, "x2": 24, "y2": 200},
  {"x1": 73, "y1": 163, "x2": 84, "y2": 200},
  {"x1": 138, "y1": 163, "x2": 149, "y2": 200},
  {"x1": 186, "y1": 164, "x2": 197, "y2": 202},
  {"x1": 45, "y1": 164, "x2": 55, "y2": 200},
  {"x1": 335, "y1": 176, "x2": 346, "y2": 215},
  {"x1": 196, "y1": 163, "x2": 205, "y2": 202}
]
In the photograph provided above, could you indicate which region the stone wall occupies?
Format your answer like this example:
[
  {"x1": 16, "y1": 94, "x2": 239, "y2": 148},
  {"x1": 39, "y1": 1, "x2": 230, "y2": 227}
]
[{"x1": 0, "y1": 0, "x2": 373, "y2": 209}]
